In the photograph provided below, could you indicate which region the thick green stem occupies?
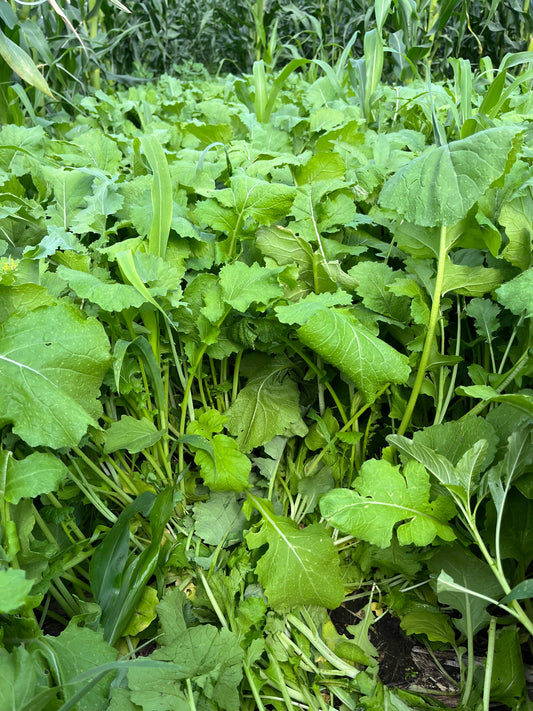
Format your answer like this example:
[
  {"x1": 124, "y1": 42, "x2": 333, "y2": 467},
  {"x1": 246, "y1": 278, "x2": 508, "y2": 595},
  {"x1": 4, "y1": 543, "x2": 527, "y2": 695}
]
[{"x1": 397, "y1": 225, "x2": 448, "y2": 436}]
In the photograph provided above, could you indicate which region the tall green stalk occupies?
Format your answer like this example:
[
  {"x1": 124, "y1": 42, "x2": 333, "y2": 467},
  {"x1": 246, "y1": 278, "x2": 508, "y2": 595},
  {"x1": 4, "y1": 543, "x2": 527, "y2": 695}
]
[{"x1": 397, "y1": 225, "x2": 448, "y2": 436}]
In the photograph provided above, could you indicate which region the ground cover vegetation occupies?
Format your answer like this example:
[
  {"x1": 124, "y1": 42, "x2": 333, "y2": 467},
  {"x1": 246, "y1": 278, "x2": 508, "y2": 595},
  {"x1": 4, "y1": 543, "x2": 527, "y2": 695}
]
[{"x1": 1, "y1": 0, "x2": 533, "y2": 709}]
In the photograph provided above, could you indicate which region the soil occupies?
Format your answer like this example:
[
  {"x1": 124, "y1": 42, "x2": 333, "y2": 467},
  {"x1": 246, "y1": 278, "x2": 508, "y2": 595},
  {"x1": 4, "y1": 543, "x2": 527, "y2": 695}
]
[
  {"x1": 330, "y1": 598, "x2": 533, "y2": 709},
  {"x1": 330, "y1": 598, "x2": 460, "y2": 708}
]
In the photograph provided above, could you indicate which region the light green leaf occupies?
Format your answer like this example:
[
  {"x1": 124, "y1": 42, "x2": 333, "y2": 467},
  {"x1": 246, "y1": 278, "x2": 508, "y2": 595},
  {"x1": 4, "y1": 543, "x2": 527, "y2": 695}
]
[
  {"x1": 441, "y1": 262, "x2": 505, "y2": 296},
  {"x1": 496, "y1": 268, "x2": 533, "y2": 317},
  {"x1": 44, "y1": 168, "x2": 94, "y2": 230},
  {"x1": 297, "y1": 308, "x2": 410, "y2": 403},
  {"x1": 104, "y1": 416, "x2": 163, "y2": 454},
  {"x1": 404, "y1": 416, "x2": 497, "y2": 468},
  {"x1": 400, "y1": 611, "x2": 456, "y2": 644},
  {"x1": 455, "y1": 386, "x2": 533, "y2": 416},
  {"x1": 141, "y1": 135, "x2": 172, "y2": 259},
  {"x1": 0, "y1": 300, "x2": 110, "y2": 448},
  {"x1": 0, "y1": 28, "x2": 53, "y2": 97},
  {"x1": 193, "y1": 434, "x2": 250, "y2": 492},
  {"x1": 246, "y1": 495, "x2": 344, "y2": 610},
  {"x1": 275, "y1": 291, "x2": 352, "y2": 325},
  {"x1": 70, "y1": 129, "x2": 123, "y2": 174},
  {"x1": 320, "y1": 459, "x2": 456, "y2": 548},
  {"x1": 1, "y1": 451, "x2": 67, "y2": 504},
  {"x1": 0, "y1": 647, "x2": 52, "y2": 710},
  {"x1": 219, "y1": 261, "x2": 283, "y2": 312},
  {"x1": 225, "y1": 355, "x2": 307, "y2": 452},
  {"x1": 0, "y1": 568, "x2": 33, "y2": 613},
  {"x1": 188, "y1": 412, "x2": 250, "y2": 491},
  {"x1": 379, "y1": 126, "x2": 521, "y2": 226},
  {"x1": 294, "y1": 152, "x2": 346, "y2": 184},
  {"x1": 499, "y1": 191, "x2": 533, "y2": 269},
  {"x1": 56, "y1": 265, "x2": 147, "y2": 312},
  {"x1": 256, "y1": 224, "x2": 313, "y2": 267}
]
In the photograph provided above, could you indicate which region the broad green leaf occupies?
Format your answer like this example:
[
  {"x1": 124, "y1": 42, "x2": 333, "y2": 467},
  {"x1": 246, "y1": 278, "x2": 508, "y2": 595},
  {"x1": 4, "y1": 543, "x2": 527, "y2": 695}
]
[
  {"x1": 499, "y1": 191, "x2": 533, "y2": 269},
  {"x1": 219, "y1": 261, "x2": 283, "y2": 312},
  {"x1": 0, "y1": 647, "x2": 52, "y2": 710},
  {"x1": 141, "y1": 135, "x2": 172, "y2": 259},
  {"x1": 196, "y1": 173, "x2": 295, "y2": 235},
  {"x1": 294, "y1": 152, "x2": 346, "y2": 184},
  {"x1": 0, "y1": 568, "x2": 33, "y2": 613},
  {"x1": 320, "y1": 459, "x2": 456, "y2": 548},
  {"x1": 495, "y1": 268, "x2": 533, "y2": 317},
  {"x1": 192, "y1": 434, "x2": 251, "y2": 492},
  {"x1": 70, "y1": 129, "x2": 123, "y2": 174},
  {"x1": 256, "y1": 224, "x2": 314, "y2": 267},
  {"x1": 225, "y1": 355, "x2": 307, "y2": 452},
  {"x1": 351, "y1": 262, "x2": 410, "y2": 322},
  {"x1": 487, "y1": 428, "x2": 533, "y2": 516},
  {"x1": 400, "y1": 611, "x2": 456, "y2": 644},
  {"x1": 441, "y1": 262, "x2": 505, "y2": 296},
  {"x1": 104, "y1": 416, "x2": 163, "y2": 454},
  {"x1": 44, "y1": 623, "x2": 117, "y2": 711},
  {"x1": 0, "y1": 451, "x2": 67, "y2": 504},
  {"x1": 379, "y1": 126, "x2": 521, "y2": 226},
  {"x1": 407, "y1": 416, "x2": 497, "y2": 468},
  {"x1": 429, "y1": 545, "x2": 503, "y2": 635},
  {"x1": 43, "y1": 168, "x2": 94, "y2": 230},
  {"x1": 0, "y1": 29, "x2": 53, "y2": 97},
  {"x1": 23, "y1": 227, "x2": 87, "y2": 261},
  {"x1": 496, "y1": 489, "x2": 533, "y2": 569},
  {"x1": 193, "y1": 492, "x2": 246, "y2": 546},
  {"x1": 130, "y1": 589, "x2": 243, "y2": 711},
  {"x1": 188, "y1": 411, "x2": 251, "y2": 491},
  {"x1": 388, "y1": 434, "x2": 460, "y2": 490},
  {"x1": 56, "y1": 265, "x2": 147, "y2": 312},
  {"x1": 297, "y1": 308, "x2": 410, "y2": 403},
  {"x1": 0, "y1": 300, "x2": 110, "y2": 448},
  {"x1": 275, "y1": 291, "x2": 352, "y2": 324},
  {"x1": 246, "y1": 495, "x2": 344, "y2": 610}
]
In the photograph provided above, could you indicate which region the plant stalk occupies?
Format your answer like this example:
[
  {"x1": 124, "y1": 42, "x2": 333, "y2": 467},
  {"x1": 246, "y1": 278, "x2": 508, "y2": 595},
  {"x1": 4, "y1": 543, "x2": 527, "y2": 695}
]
[{"x1": 397, "y1": 225, "x2": 448, "y2": 436}]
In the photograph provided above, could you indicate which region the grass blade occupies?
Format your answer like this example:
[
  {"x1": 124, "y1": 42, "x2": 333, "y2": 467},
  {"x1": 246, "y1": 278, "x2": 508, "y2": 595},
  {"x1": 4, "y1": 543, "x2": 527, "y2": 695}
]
[
  {"x1": 141, "y1": 134, "x2": 172, "y2": 259},
  {"x1": 0, "y1": 29, "x2": 54, "y2": 97}
]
